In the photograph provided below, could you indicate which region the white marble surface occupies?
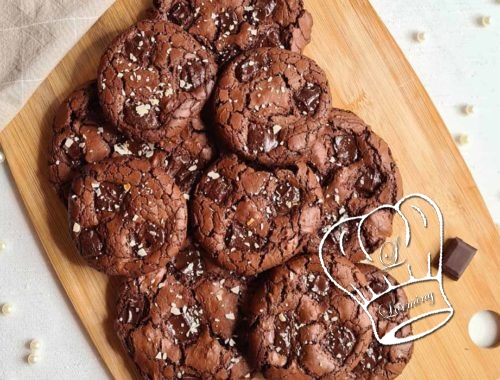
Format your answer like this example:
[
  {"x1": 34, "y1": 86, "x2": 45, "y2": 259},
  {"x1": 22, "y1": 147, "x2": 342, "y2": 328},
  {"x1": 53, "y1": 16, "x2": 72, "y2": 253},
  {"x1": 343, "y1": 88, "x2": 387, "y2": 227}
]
[{"x1": 1, "y1": 1, "x2": 499, "y2": 379}]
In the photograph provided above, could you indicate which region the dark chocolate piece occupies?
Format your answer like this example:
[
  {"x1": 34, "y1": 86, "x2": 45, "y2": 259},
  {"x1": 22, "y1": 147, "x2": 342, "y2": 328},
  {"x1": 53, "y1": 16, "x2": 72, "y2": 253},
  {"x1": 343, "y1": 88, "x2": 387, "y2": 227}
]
[{"x1": 439, "y1": 237, "x2": 477, "y2": 280}]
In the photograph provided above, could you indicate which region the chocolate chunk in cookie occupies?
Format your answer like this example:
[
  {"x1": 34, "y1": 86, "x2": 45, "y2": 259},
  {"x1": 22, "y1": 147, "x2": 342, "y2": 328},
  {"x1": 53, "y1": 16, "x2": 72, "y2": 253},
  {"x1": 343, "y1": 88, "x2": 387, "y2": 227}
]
[
  {"x1": 68, "y1": 157, "x2": 187, "y2": 277},
  {"x1": 308, "y1": 109, "x2": 402, "y2": 261},
  {"x1": 49, "y1": 81, "x2": 121, "y2": 202},
  {"x1": 191, "y1": 154, "x2": 324, "y2": 276},
  {"x1": 350, "y1": 264, "x2": 414, "y2": 379},
  {"x1": 247, "y1": 254, "x2": 374, "y2": 379},
  {"x1": 150, "y1": 117, "x2": 217, "y2": 196},
  {"x1": 214, "y1": 48, "x2": 331, "y2": 167},
  {"x1": 152, "y1": 0, "x2": 313, "y2": 65},
  {"x1": 98, "y1": 20, "x2": 217, "y2": 144},
  {"x1": 116, "y1": 240, "x2": 254, "y2": 379}
]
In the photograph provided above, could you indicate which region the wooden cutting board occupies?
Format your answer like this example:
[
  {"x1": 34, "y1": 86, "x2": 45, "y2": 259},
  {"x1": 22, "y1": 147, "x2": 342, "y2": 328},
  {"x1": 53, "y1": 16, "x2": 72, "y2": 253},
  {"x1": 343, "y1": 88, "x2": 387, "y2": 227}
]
[{"x1": 1, "y1": 0, "x2": 499, "y2": 378}]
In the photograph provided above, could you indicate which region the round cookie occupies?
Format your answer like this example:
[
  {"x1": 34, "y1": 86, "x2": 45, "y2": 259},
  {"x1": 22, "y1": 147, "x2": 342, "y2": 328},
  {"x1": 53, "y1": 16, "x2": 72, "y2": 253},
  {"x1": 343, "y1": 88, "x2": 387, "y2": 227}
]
[
  {"x1": 350, "y1": 264, "x2": 414, "y2": 379},
  {"x1": 308, "y1": 108, "x2": 403, "y2": 261},
  {"x1": 214, "y1": 47, "x2": 332, "y2": 167},
  {"x1": 98, "y1": 20, "x2": 217, "y2": 144},
  {"x1": 152, "y1": 0, "x2": 313, "y2": 65},
  {"x1": 116, "y1": 240, "x2": 254, "y2": 379},
  {"x1": 191, "y1": 154, "x2": 324, "y2": 276},
  {"x1": 68, "y1": 157, "x2": 187, "y2": 277},
  {"x1": 247, "y1": 254, "x2": 374, "y2": 379},
  {"x1": 49, "y1": 81, "x2": 121, "y2": 202}
]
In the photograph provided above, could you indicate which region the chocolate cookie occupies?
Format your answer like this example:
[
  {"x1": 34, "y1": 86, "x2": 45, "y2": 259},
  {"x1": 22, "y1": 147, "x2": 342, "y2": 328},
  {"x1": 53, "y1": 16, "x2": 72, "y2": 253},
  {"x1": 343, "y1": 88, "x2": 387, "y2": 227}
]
[
  {"x1": 68, "y1": 157, "x2": 187, "y2": 277},
  {"x1": 49, "y1": 81, "x2": 121, "y2": 202},
  {"x1": 247, "y1": 254, "x2": 374, "y2": 379},
  {"x1": 116, "y1": 240, "x2": 254, "y2": 379},
  {"x1": 308, "y1": 109, "x2": 402, "y2": 261},
  {"x1": 98, "y1": 20, "x2": 217, "y2": 144},
  {"x1": 153, "y1": 0, "x2": 313, "y2": 65},
  {"x1": 191, "y1": 154, "x2": 324, "y2": 276},
  {"x1": 151, "y1": 117, "x2": 217, "y2": 196},
  {"x1": 214, "y1": 47, "x2": 332, "y2": 167},
  {"x1": 350, "y1": 264, "x2": 414, "y2": 379}
]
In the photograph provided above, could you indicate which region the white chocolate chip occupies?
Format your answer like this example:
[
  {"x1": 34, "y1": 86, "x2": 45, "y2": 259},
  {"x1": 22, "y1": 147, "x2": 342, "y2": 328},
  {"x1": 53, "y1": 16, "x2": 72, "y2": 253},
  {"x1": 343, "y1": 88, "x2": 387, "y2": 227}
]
[
  {"x1": 114, "y1": 143, "x2": 133, "y2": 156},
  {"x1": 135, "y1": 103, "x2": 151, "y2": 117},
  {"x1": 72, "y1": 223, "x2": 81, "y2": 233},
  {"x1": 456, "y1": 134, "x2": 470, "y2": 146},
  {"x1": 171, "y1": 304, "x2": 182, "y2": 315},
  {"x1": 30, "y1": 339, "x2": 41, "y2": 351},
  {"x1": 207, "y1": 171, "x2": 220, "y2": 180},
  {"x1": 1, "y1": 303, "x2": 13, "y2": 315},
  {"x1": 64, "y1": 138, "x2": 74, "y2": 148},
  {"x1": 273, "y1": 125, "x2": 282, "y2": 135},
  {"x1": 481, "y1": 15, "x2": 492, "y2": 26},
  {"x1": 137, "y1": 248, "x2": 147, "y2": 257},
  {"x1": 415, "y1": 31, "x2": 426, "y2": 42},
  {"x1": 225, "y1": 312, "x2": 235, "y2": 320},
  {"x1": 230, "y1": 286, "x2": 240, "y2": 294},
  {"x1": 463, "y1": 104, "x2": 475, "y2": 115},
  {"x1": 27, "y1": 353, "x2": 40, "y2": 364},
  {"x1": 278, "y1": 313, "x2": 286, "y2": 322}
]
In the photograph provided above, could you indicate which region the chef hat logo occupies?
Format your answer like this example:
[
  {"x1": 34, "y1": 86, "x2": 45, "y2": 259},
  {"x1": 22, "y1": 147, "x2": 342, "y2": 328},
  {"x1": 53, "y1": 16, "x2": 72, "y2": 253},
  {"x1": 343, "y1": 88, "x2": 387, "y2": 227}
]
[{"x1": 319, "y1": 194, "x2": 454, "y2": 345}]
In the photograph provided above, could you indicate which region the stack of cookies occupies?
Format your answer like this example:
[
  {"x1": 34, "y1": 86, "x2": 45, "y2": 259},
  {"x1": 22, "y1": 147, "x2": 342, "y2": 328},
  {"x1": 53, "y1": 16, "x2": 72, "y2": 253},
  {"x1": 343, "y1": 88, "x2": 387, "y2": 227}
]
[{"x1": 48, "y1": 0, "x2": 413, "y2": 379}]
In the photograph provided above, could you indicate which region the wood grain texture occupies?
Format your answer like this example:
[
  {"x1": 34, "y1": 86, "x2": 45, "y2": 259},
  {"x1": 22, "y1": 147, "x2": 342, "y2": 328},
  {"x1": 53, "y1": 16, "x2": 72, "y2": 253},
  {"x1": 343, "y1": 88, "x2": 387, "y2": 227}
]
[{"x1": 0, "y1": 0, "x2": 499, "y2": 378}]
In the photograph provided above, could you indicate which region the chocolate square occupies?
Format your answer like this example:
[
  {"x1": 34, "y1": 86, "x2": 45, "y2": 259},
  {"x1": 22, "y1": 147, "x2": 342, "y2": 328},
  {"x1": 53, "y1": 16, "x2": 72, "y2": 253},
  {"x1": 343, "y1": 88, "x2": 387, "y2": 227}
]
[{"x1": 437, "y1": 237, "x2": 477, "y2": 280}]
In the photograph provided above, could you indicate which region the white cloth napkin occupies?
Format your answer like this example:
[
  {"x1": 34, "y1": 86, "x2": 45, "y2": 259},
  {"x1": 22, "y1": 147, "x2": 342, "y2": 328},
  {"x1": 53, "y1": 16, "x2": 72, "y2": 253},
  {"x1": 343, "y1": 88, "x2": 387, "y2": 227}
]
[{"x1": 0, "y1": 0, "x2": 115, "y2": 131}]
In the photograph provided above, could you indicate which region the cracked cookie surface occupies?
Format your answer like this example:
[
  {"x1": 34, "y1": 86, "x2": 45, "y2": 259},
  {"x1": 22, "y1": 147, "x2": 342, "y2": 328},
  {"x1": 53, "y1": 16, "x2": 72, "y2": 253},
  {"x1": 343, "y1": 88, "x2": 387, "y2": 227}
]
[
  {"x1": 150, "y1": 117, "x2": 217, "y2": 197},
  {"x1": 191, "y1": 154, "x2": 324, "y2": 276},
  {"x1": 247, "y1": 254, "x2": 374, "y2": 379},
  {"x1": 116, "y1": 240, "x2": 254, "y2": 379},
  {"x1": 68, "y1": 157, "x2": 187, "y2": 277},
  {"x1": 152, "y1": 0, "x2": 313, "y2": 65},
  {"x1": 49, "y1": 81, "x2": 121, "y2": 203},
  {"x1": 308, "y1": 109, "x2": 402, "y2": 261},
  {"x1": 214, "y1": 48, "x2": 331, "y2": 167},
  {"x1": 98, "y1": 20, "x2": 217, "y2": 144},
  {"x1": 49, "y1": 80, "x2": 215, "y2": 203},
  {"x1": 351, "y1": 263, "x2": 414, "y2": 380}
]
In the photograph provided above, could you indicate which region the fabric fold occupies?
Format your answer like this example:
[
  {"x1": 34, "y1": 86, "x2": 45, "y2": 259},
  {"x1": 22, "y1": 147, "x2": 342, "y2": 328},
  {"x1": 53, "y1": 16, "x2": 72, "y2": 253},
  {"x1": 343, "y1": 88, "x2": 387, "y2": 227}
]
[{"x1": 0, "y1": 0, "x2": 116, "y2": 131}]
